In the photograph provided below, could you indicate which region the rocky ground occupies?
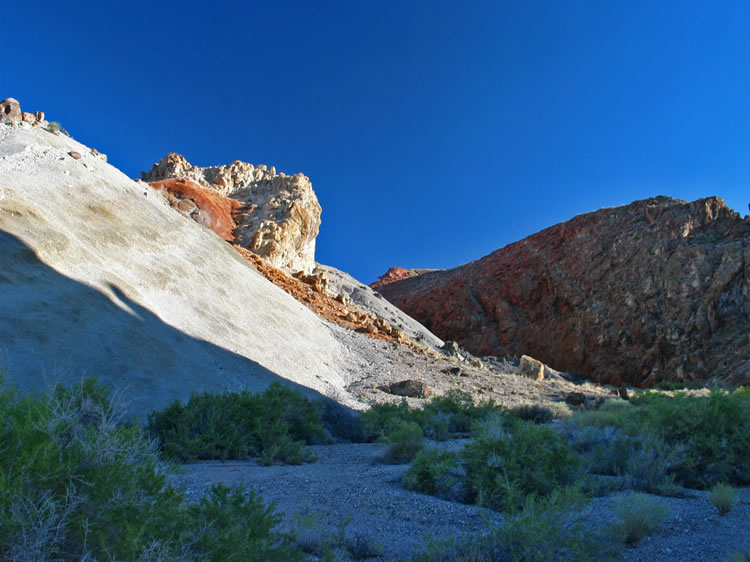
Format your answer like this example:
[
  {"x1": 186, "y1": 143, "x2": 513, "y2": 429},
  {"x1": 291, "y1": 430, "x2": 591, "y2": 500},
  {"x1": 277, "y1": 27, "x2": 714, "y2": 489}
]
[
  {"x1": 172, "y1": 338, "x2": 750, "y2": 561},
  {"x1": 174, "y1": 441, "x2": 750, "y2": 561}
]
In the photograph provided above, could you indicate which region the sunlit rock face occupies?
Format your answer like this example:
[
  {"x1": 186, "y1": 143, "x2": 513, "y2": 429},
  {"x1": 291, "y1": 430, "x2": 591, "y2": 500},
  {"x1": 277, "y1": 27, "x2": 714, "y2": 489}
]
[
  {"x1": 376, "y1": 196, "x2": 750, "y2": 388},
  {"x1": 0, "y1": 122, "x2": 356, "y2": 419},
  {"x1": 142, "y1": 153, "x2": 322, "y2": 274}
]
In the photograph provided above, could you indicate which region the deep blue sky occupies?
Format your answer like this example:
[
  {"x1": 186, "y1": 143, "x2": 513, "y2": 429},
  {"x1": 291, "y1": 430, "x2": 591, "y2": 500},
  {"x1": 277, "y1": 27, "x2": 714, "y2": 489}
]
[{"x1": 5, "y1": 1, "x2": 749, "y2": 283}]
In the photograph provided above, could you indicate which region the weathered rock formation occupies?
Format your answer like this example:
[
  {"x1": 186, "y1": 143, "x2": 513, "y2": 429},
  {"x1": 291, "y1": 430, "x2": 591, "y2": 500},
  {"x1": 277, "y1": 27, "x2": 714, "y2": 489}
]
[
  {"x1": 371, "y1": 267, "x2": 436, "y2": 289},
  {"x1": 142, "y1": 153, "x2": 321, "y2": 274},
  {"x1": 375, "y1": 196, "x2": 750, "y2": 388},
  {"x1": 148, "y1": 177, "x2": 239, "y2": 241},
  {"x1": 1, "y1": 98, "x2": 45, "y2": 127}
]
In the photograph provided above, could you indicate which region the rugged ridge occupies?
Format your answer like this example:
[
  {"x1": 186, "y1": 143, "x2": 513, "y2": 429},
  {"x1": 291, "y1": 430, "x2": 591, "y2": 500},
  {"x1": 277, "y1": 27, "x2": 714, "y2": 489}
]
[
  {"x1": 142, "y1": 152, "x2": 321, "y2": 274},
  {"x1": 375, "y1": 196, "x2": 750, "y2": 387}
]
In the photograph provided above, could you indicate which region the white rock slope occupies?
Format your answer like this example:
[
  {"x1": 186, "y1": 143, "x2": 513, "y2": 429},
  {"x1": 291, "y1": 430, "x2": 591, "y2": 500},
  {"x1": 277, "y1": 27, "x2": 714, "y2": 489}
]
[{"x1": 0, "y1": 123, "x2": 355, "y2": 418}]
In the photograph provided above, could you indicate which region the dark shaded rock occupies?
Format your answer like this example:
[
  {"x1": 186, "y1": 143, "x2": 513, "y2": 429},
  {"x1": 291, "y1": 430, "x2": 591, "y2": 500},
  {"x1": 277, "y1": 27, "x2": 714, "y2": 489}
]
[
  {"x1": 565, "y1": 392, "x2": 586, "y2": 406},
  {"x1": 375, "y1": 197, "x2": 750, "y2": 388},
  {"x1": 618, "y1": 387, "x2": 630, "y2": 400}
]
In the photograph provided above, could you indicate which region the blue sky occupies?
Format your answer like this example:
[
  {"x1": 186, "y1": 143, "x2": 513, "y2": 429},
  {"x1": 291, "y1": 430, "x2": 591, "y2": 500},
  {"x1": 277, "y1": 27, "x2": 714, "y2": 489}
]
[{"x1": 4, "y1": 1, "x2": 749, "y2": 283}]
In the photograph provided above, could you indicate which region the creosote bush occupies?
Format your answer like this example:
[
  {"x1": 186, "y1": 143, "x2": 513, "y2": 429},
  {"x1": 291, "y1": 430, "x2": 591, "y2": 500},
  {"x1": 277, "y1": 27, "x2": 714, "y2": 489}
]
[
  {"x1": 708, "y1": 482, "x2": 737, "y2": 516},
  {"x1": 0, "y1": 377, "x2": 301, "y2": 560},
  {"x1": 147, "y1": 382, "x2": 328, "y2": 464}
]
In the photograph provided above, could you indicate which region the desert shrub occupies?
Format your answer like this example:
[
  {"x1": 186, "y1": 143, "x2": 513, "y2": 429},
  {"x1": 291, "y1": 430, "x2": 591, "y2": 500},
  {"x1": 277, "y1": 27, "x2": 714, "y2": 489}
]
[
  {"x1": 462, "y1": 415, "x2": 582, "y2": 512},
  {"x1": 619, "y1": 432, "x2": 686, "y2": 496},
  {"x1": 708, "y1": 482, "x2": 737, "y2": 516},
  {"x1": 567, "y1": 389, "x2": 750, "y2": 490},
  {"x1": 382, "y1": 420, "x2": 424, "y2": 463},
  {"x1": 403, "y1": 448, "x2": 467, "y2": 503},
  {"x1": 629, "y1": 389, "x2": 750, "y2": 488},
  {"x1": 510, "y1": 403, "x2": 554, "y2": 424},
  {"x1": 361, "y1": 391, "x2": 497, "y2": 442},
  {"x1": 0, "y1": 377, "x2": 300, "y2": 560},
  {"x1": 414, "y1": 487, "x2": 619, "y2": 561},
  {"x1": 147, "y1": 382, "x2": 328, "y2": 464},
  {"x1": 612, "y1": 493, "x2": 670, "y2": 545},
  {"x1": 293, "y1": 511, "x2": 383, "y2": 560},
  {"x1": 46, "y1": 121, "x2": 61, "y2": 133},
  {"x1": 361, "y1": 399, "x2": 413, "y2": 441}
]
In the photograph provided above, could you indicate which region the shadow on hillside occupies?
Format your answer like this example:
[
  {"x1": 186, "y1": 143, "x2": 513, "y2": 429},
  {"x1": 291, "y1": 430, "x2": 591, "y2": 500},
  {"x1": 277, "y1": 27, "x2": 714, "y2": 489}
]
[{"x1": 0, "y1": 230, "x2": 358, "y2": 433}]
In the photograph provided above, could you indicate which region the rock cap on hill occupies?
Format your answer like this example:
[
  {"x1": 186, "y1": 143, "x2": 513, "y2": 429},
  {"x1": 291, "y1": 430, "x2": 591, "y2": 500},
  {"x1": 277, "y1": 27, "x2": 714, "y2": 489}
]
[{"x1": 142, "y1": 153, "x2": 321, "y2": 274}]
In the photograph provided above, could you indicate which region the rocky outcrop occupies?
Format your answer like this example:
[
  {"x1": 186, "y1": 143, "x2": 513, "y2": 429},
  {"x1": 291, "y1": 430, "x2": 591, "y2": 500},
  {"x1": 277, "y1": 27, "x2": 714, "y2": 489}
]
[
  {"x1": 375, "y1": 196, "x2": 750, "y2": 388},
  {"x1": 142, "y1": 153, "x2": 321, "y2": 274},
  {"x1": 371, "y1": 267, "x2": 436, "y2": 289},
  {"x1": 148, "y1": 177, "x2": 239, "y2": 241},
  {"x1": 1, "y1": 98, "x2": 46, "y2": 127}
]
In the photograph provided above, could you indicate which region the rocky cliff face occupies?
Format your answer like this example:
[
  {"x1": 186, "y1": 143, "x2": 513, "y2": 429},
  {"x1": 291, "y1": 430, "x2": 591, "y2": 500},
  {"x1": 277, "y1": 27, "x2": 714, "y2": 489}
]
[
  {"x1": 375, "y1": 196, "x2": 750, "y2": 387},
  {"x1": 142, "y1": 153, "x2": 321, "y2": 274}
]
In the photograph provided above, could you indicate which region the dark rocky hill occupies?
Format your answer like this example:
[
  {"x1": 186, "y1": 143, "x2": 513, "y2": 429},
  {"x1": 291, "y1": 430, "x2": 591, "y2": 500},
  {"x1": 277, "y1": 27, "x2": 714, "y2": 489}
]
[{"x1": 375, "y1": 196, "x2": 750, "y2": 387}]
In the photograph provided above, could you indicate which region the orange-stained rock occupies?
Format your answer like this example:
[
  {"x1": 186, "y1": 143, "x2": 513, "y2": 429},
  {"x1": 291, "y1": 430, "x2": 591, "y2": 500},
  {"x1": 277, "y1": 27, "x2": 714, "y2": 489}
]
[
  {"x1": 376, "y1": 196, "x2": 750, "y2": 388},
  {"x1": 142, "y1": 153, "x2": 321, "y2": 273},
  {"x1": 148, "y1": 178, "x2": 240, "y2": 241},
  {"x1": 371, "y1": 267, "x2": 435, "y2": 289}
]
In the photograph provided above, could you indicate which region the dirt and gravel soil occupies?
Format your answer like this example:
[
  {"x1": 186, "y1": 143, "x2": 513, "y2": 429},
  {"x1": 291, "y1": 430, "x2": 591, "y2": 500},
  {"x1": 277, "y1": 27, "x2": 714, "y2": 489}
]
[
  {"x1": 171, "y1": 340, "x2": 750, "y2": 561},
  {"x1": 173, "y1": 441, "x2": 750, "y2": 561}
]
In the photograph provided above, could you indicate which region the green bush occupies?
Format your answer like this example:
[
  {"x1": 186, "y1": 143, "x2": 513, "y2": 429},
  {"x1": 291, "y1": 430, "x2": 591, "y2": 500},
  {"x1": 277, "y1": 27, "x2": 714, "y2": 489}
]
[
  {"x1": 510, "y1": 403, "x2": 554, "y2": 424},
  {"x1": 612, "y1": 493, "x2": 669, "y2": 545},
  {"x1": 568, "y1": 389, "x2": 750, "y2": 490},
  {"x1": 293, "y1": 511, "x2": 383, "y2": 560},
  {"x1": 361, "y1": 391, "x2": 497, "y2": 442},
  {"x1": 414, "y1": 487, "x2": 619, "y2": 561},
  {"x1": 463, "y1": 415, "x2": 582, "y2": 512},
  {"x1": 0, "y1": 377, "x2": 301, "y2": 560},
  {"x1": 629, "y1": 389, "x2": 750, "y2": 488},
  {"x1": 403, "y1": 448, "x2": 467, "y2": 503},
  {"x1": 46, "y1": 121, "x2": 61, "y2": 133},
  {"x1": 708, "y1": 482, "x2": 737, "y2": 516},
  {"x1": 382, "y1": 420, "x2": 424, "y2": 463},
  {"x1": 147, "y1": 382, "x2": 328, "y2": 464}
]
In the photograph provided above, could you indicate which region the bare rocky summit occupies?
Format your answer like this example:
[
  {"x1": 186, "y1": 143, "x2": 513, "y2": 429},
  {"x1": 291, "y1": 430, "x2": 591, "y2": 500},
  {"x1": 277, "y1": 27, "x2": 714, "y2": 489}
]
[
  {"x1": 375, "y1": 196, "x2": 750, "y2": 388},
  {"x1": 142, "y1": 152, "x2": 321, "y2": 273}
]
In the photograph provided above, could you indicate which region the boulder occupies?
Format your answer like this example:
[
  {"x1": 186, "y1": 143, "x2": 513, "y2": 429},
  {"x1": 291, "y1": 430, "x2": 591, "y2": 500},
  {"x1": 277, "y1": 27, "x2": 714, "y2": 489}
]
[
  {"x1": 381, "y1": 380, "x2": 431, "y2": 398},
  {"x1": 1, "y1": 98, "x2": 21, "y2": 124},
  {"x1": 375, "y1": 196, "x2": 750, "y2": 388},
  {"x1": 565, "y1": 392, "x2": 586, "y2": 406},
  {"x1": 142, "y1": 153, "x2": 321, "y2": 273},
  {"x1": 519, "y1": 355, "x2": 545, "y2": 381}
]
